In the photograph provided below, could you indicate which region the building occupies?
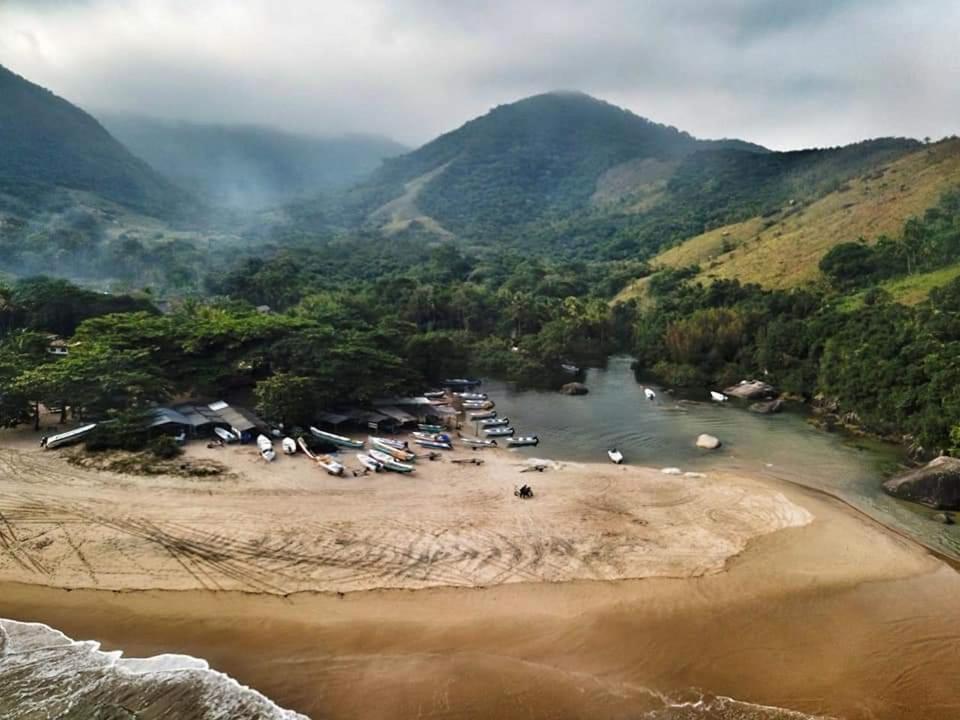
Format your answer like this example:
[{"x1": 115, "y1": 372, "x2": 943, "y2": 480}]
[{"x1": 207, "y1": 401, "x2": 266, "y2": 443}]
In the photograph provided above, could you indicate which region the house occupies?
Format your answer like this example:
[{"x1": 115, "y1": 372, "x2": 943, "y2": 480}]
[
  {"x1": 146, "y1": 408, "x2": 192, "y2": 437},
  {"x1": 207, "y1": 401, "x2": 266, "y2": 443},
  {"x1": 46, "y1": 337, "x2": 70, "y2": 356},
  {"x1": 172, "y1": 403, "x2": 231, "y2": 437}
]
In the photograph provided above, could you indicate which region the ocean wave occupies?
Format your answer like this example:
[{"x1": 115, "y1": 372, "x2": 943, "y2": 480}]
[
  {"x1": 641, "y1": 688, "x2": 835, "y2": 719},
  {"x1": 0, "y1": 619, "x2": 307, "y2": 720}
]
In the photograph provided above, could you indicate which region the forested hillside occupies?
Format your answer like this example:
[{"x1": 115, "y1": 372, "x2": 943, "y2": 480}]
[
  {"x1": 0, "y1": 65, "x2": 188, "y2": 218},
  {"x1": 100, "y1": 114, "x2": 407, "y2": 209}
]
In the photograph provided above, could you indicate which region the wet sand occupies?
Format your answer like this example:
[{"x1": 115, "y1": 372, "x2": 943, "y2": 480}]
[{"x1": 1, "y1": 429, "x2": 958, "y2": 719}]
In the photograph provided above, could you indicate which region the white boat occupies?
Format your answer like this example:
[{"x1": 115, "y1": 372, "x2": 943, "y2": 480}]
[
  {"x1": 607, "y1": 449, "x2": 624, "y2": 464},
  {"x1": 462, "y1": 400, "x2": 494, "y2": 410},
  {"x1": 369, "y1": 435, "x2": 407, "y2": 450},
  {"x1": 213, "y1": 426, "x2": 238, "y2": 443},
  {"x1": 316, "y1": 454, "x2": 345, "y2": 476},
  {"x1": 469, "y1": 410, "x2": 497, "y2": 420},
  {"x1": 560, "y1": 363, "x2": 580, "y2": 374},
  {"x1": 371, "y1": 438, "x2": 416, "y2": 461},
  {"x1": 644, "y1": 387, "x2": 656, "y2": 400},
  {"x1": 281, "y1": 437, "x2": 297, "y2": 455},
  {"x1": 257, "y1": 434, "x2": 276, "y2": 462},
  {"x1": 507, "y1": 436, "x2": 539, "y2": 447},
  {"x1": 710, "y1": 391, "x2": 729, "y2": 402},
  {"x1": 412, "y1": 431, "x2": 452, "y2": 443},
  {"x1": 462, "y1": 437, "x2": 497, "y2": 448},
  {"x1": 414, "y1": 438, "x2": 453, "y2": 450},
  {"x1": 484, "y1": 426, "x2": 515, "y2": 437},
  {"x1": 44, "y1": 423, "x2": 97, "y2": 450},
  {"x1": 423, "y1": 390, "x2": 446, "y2": 399},
  {"x1": 368, "y1": 449, "x2": 415, "y2": 473},
  {"x1": 453, "y1": 392, "x2": 487, "y2": 401},
  {"x1": 480, "y1": 417, "x2": 509, "y2": 427},
  {"x1": 310, "y1": 427, "x2": 363, "y2": 449},
  {"x1": 357, "y1": 453, "x2": 383, "y2": 471}
]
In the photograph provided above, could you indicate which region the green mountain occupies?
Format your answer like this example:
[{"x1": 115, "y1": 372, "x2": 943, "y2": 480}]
[
  {"x1": 99, "y1": 113, "x2": 408, "y2": 210},
  {"x1": 0, "y1": 64, "x2": 188, "y2": 218},
  {"x1": 340, "y1": 91, "x2": 768, "y2": 238}
]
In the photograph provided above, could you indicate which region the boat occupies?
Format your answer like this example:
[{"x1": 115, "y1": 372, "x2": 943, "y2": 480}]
[
  {"x1": 297, "y1": 436, "x2": 317, "y2": 458},
  {"x1": 462, "y1": 437, "x2": 497, "y2": 448},
  {"x1": 644, "y1": 387, "x2": 656, "y2": 400},
  {"x1": 484, "y1": 426, "x2": 515, "y2": 437},
  {"x1": 507, "y1": 436, "x2": 539, "y2": 447},
  {"x1": 710, "y1": 391, "x2": 729, "y2": 402},
  {"x1": 453, "y1": 392, "x2": 487, "y2": 401},
  {"x1": 257, "y1": 434, "x2": 276, "y2": 462},
  {"x1": 443, "y1": 378, "x2": 482, "y2": 389},
  {"x1": 423, "y1": 390, "x2": 446, "y2": 399},
  {"x1": 316, "y1": 454, "x2": 345, "y2": 476},
  {"x1": 468, "y1": 410, "x2": 497, "y2": 420},
  {"x1": 368, "y1": 449, "x2": 415, "y2": 473},
  {"x1": 310, "y1": 427, "x2": 364, "y2": 449},
  {"x1": 43, "y1": 423, "x2": 98, "y2": 450},
  {"x1": 281, "y1": 437, "x2": 297, "y2": 455},
  {"x1": 371, "y1": 438, "x2": 416, "y2": 461},
  {"x1": 356, "y1": 453, "x2": 383, "y2": 472},
  {"x1": 414, "y1": 438, "x2": 453, "y2": 450},
  {"x1": 607, "y1": 449, "x2": 624, "y2": 464},
  {"x1": 417, "y1": 423, "x2": 444, "y2": 433},
  {"x1": 369, "y1": 436, "x2": 408, "y2": 450},
  {"x1": 560, "y1": 363, "x2": 580, "y2": 374},
  {"x1": 213, "y1": 427, "x2": 238, "y2": 443},
  {"x1": 462, "y1": 400, "x2": 494, "y2": 410},
  {"x1": 480, "y1": 417, "x2": 509, "y2": 427}
]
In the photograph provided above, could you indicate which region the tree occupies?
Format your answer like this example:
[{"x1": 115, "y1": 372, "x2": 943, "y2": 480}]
[
  {"x1": 254, "y1": 373, "x2": 318, "y2": 428},
  {"x1": 819, "y1": 242, "x2": 877, "y2": 287}
]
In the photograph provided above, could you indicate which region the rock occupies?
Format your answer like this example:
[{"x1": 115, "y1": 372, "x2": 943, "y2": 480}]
[
  {"x1": 932, "y1": 512, "x2": 955, "y2": 525},
  {"x1": 882, "y1": 456, "x2": 960, "y2": 510},
  {"x1": 723, "y1": 380, "x2": 777, "y2": 400},
  {"x1": 560, "y1": 382, "x2": 589, "y2": 395},
  {"x1": 661, "y1": 467, "x2": 682, "y2": 475},
  {"x1": 696, "y1": 433, "x2": 722, "y2": 450},
  {"x1": 749, "y1": 397, "x2": 784, "y2": 414}
]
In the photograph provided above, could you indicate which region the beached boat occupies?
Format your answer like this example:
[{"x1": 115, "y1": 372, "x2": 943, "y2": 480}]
[
  {"x1": 462, "y1": 400, "x2": 494, "y2": 410},
  {"x1": 368, "y1": 449, "x2": 415, "y2": 473},
  {"x1": 43, "y1": 423, "x2": 98, "y2": 450},
  {"x1": 369, "y1": 436, "x2": 408, "y2": 450},
  {"x1": 480, "y1": 417, "x2": 509, "y2": 427},
  {"x1": 484, "y1": 426, "x2": 515, "y2": 437},
  {"x1": 417, "y1": 423, "x2": 444, "y2": 433},
  {"x1": 414, "y1": 438, "x2": 453, "y2": 450},
  {"x1": 281, "y1": 437, "x2": 297, "y2": 455},
  {"x1": 316, "y1": 454, "x2": 345, "y2": 476},
  {"x1": 356, "y1": 453, "x2": 383, "y2": 472},
  {"x1": 710, "y1": 391, "x2": 729, "y2": 402},
  {"x1": 257, "y1": 434, "x2": 276, "y2": 462},
  {"x1": 423, "y1": 390, "x2": 446, "y2": 399},
  {"x1": 309, "y1": 427, "x2": 364, "y2": 449},
  {"x1": 453, "y1": 392, "x2": 487, "y2": 401},
  {"x1": 507, "y1": 436, "x2": 539, "y2": 447},
  {"x1": 297, "y1": 436, "x2": 317, "y2": 458},
  {"x1": 644, "y1": 387, "x2": 656, "y2": 400},
  {"x1": 468, "y1": 410, "x2": 497, "y2": 420},
  {"x1": 462, "y1": 437, "x2": 497, "y2": 448},
  {"x1": 213, "y1": 427, "x2": 238, "y2": 443},
  {"x1": 607, "y1": 449, "x2": 624, "y2": 464},
  {"x1": 443, "y1": 378, "x2": 482, "y2": 389},
  {"x1": 370, "y1": 438, "x2": 416, "y2": 461},
  {"x1": 412, "y1": 431, "x2": 452, "y2": 444}
]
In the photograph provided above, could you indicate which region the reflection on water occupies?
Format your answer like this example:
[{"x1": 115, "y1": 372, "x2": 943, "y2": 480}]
[{"x1": 481, "y1": 356, "x2": 960, "y2": 559}]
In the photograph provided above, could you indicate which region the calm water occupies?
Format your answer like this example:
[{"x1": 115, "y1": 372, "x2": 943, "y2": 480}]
[{"x1": 481, "y1": 356, "x2": 960, "y2": 560}]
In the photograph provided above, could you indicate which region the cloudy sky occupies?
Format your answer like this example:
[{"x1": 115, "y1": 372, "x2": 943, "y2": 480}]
[{"x1": 0, "y1": 0, "x2": 957, "y2": 149}]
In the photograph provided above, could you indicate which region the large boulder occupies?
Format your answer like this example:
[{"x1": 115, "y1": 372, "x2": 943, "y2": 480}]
[
  {"x1": 883, "y1": 456, "x2": 960, "y2": 510},
  {"x1": 560, "y1": 382, "x2": 589, "y2": 395},
  {"x1": 696, "y1": 433, "x2": 722, "y2": 450},
  {"x1": 750, "y1": 397, "x2": 784, "y2": 414},
  {"x1": 723, "y1": 380, "x2": 777, "y2": 400}
]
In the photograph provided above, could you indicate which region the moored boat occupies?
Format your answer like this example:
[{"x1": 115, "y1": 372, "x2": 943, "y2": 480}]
[
  {"x1": 560, "y1": 362, "x2": 580, "y2": 374},
  {"x1": 507, "y1": 436, "x2": 539, "y2": 447},
  {"x1": 414, "y1": 438, "x2": 453, "y2": 450},
  {"x1": 356, "y1": 453, "x2": 383, "y2": 472},
  {"x1": 310, "y1": 427, "x2": 364, "y2": 449},
  {"x1": 710, "y1": 391, "x2": 729, "y2": 402},
  {"x1": 423, "y1": 390, "x2": 446, "y2": 399},
  {"x1": 417, "y1": 423, "x2": 444, "y2": 433},
  {"x1": 368, "y1": 449, "x2": 415, "y2": 473},
  {"x1": 443, "y1": 378, "x2": 482, "y2": 389},
  {"x1": 484, "y1": 426, "x2": 515, "y2": 437},
  {"x1": 412, "y1": 430, "x2": 451, "y2": 443},
  {"x1": 370, "y1": 436, "x2": 408, "y2": 450},
  {"x1": 644, "y1": 387, "x2": 656, "y2": 400},
  {"x1": 468, "y1": 410, "x2": 497, "y2": 420},
  {"x1": 480, "y1": 417, "x2": 509, "y2": 427},
  {"x1": 462, "y1": 437, "x2": 497, "y2": 448},
  {"x1": 607, "y1": 448, "x2": 624, "y2": 464},
  {"x1": 462, "y1": 400, "x2": 494, "y2": 410},
  {"x1": 257, "y1": 434, "x2": 276, "y2": 462},
  {"x1": 213, "y1": 426, "x2": 238, "y2": 443},
  {"x1": 453, "y1": 392, "x2": 487, "y2": 401},
  {"x1": 281, "y1": 437, "x2": 297, "y2": 455}
]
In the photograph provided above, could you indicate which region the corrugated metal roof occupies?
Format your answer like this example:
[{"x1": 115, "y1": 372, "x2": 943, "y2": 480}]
[
  {"x1": 148, "y1": 408, "x2": 192, "y2": 428},
  {"x1": 376, "y1": 405, "x2": 417, "y2": 423},
  {"x1": 208, "y1": 402, "x2": 264, "y2": 432},
  {"x1": 173, "y1": 404, "x2": 223, "y2": 427},
  {"x1": 316, "y1": 411, "x2": 349, "y2": 425}
]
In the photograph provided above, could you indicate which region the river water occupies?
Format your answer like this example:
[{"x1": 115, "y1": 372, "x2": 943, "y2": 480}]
[{"x1": 480, "y1": 355, "x2": 960, "y2": 560}]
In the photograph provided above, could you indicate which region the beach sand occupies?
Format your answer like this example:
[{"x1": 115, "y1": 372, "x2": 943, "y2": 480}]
[{"x1": 0, "y1": 428, "x2": 958, "y2": 719}]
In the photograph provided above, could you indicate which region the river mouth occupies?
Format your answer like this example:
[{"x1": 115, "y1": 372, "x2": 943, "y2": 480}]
[{"x1": 481, "y1": 356, "x2": 960, "y2": 560}]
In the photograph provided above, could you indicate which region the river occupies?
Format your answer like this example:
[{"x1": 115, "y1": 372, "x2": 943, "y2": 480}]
[{"x1": 480, "y1": 356, "x2": 960, "y2": 560}]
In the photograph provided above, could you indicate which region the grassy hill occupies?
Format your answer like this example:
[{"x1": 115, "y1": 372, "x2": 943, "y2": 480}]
[
  {"x1": 616, "y1": 138, "x2": 960, "y2": 302},
  {"x1": 0, "y1": 64, "x2": 189, "y2": 218},
  {"x1": 100, "y1": 113, "x2": 408, "y2": 210}
]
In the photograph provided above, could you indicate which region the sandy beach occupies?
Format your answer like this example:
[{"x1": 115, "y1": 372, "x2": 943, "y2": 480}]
[{"x1": 1, "y1": 428, "x2": 958, "y2": 719}]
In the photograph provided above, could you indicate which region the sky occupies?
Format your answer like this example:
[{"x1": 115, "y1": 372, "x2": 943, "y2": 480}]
[{"x1": 0, "y1": 0, "x2": 958, "y2": 150}]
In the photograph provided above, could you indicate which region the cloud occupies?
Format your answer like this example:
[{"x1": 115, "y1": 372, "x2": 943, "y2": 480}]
[{"x1": 0, "y1": 0, "x2": 957, "y2": 149}]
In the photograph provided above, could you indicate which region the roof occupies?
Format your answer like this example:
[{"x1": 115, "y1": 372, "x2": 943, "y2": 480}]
[
  {"x1": 376, "y1": 405, "x2": 417, "y2": 423},
  {"x1": 173, "y1": 404, "x2": 224, "y2": 427},
  {"x1": 208, "y1": 401, "x2": 264, "y2": 432},
  {"x1": 316, "y1": 411, "x2": 349, "y2": 426},
  {"x1": 344, "y1": 408, "x2": 393, "y2": 424},
  {"x1": 429, "y1": 405, "x2": 458, "y2": 416},
  {"x1": 147, "y1": 408, "x2": 192, "y2": 429},
  {"x1": 373, "y1": 397, "x2": 435, "y2": 407}
]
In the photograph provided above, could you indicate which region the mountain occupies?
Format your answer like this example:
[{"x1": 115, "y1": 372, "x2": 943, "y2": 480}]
[
  {"x1": 99, "y1": 114, "x2": 408, "y2": 210},
  {"x1": 0, "y1": 64, "x2": 188, "y2": 218},
  {"x1": 339, "y1": 91, "x2": 768, "y2": 237}
]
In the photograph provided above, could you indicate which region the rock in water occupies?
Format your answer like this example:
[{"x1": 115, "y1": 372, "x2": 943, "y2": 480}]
[
  {"x1": 932, "y1": 512, "x2": 955, "y2": 525},
  {"x1": 560, "y1": 382, "x2": 589, "y2": 395},
  {"x1": 723, "y1": 380, "x2": 777, "y2": 400},
  {"x1": 750, "y1": 397, "x2": 784, "y2": 414},
  {"x1": 696, "y1": 433, "x2": 722, "y2": 450},
  {"x1": 883, "y1": 456, "x2": 960, "y2": 510}
]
